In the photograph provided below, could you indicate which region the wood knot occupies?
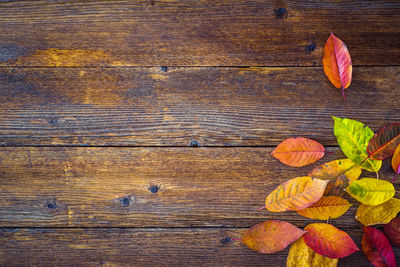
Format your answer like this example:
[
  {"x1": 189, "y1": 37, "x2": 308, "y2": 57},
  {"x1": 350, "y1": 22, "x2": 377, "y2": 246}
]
[
  {"x1": 161, "y1": 66, "x2": 168, "y2": 72},
  {"x1": 307, "y1": 43, "x2": 316, "y2": 52},
  {"x1": 149, "y1": 185, "x2": 159, "y2": 194},
  {"x1": 189, "y1": 140, "x2": 200, "y2": 147},
  {"x1": 274, "y1": 7, "x2": 287, "y2": 18},
  {"x1": 119, "y1": 195, "x2": 134, "y2": 207},
  {"x1": 45, "y1": 200, "x2": 58, "y2": 210},
  {"x1": 221, "y1": 237, "x2": 232, "y2": 244}
]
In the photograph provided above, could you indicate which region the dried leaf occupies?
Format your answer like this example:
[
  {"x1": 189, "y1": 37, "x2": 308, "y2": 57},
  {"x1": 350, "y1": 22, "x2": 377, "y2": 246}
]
[
  {"x1": 356, "y1": 198, "x2": 400, "y2": 226},
  {"x1": 287, "y1": 238, "x2": 338, "y2": 267},
  {"x1": 309, "y1": 159, "x2": 362, "y2": 196},
  {"x1": 392, "y1": 144, "x2": 400, "y2": 182},
  {"x1": 303, "y1": 223, "x2": 359, "y2": 258},
  {"x1": 297, "y1": 196, "x2": 352, "y2": 220},
  {"x1": 333, "y1": 117, "x2": 382, "y2": 172},
  {"x1": 367, "y1": 123, "x2": 400, "y2": 160},
  {"x1": 322, "y1": 33, "x2": 352, "y2": 99},
  {"x1": 346, "y1": 178, "x2": 395, "y2": 206},
  {"x1": 362, "y1": 227, "x2": 396, "y2": 267},
  {"x1": 383, "y1": 218, "x2": 400, "y2": 248},
  {"x1": 265, "y1": 177, "x2": 329, "y2": 212},
  {"x1": 271, "y1": 137, "x2": 325, "y2": 167},
  {"x1": 242, "y1": 220, "x2": 305, "y2": 254}
]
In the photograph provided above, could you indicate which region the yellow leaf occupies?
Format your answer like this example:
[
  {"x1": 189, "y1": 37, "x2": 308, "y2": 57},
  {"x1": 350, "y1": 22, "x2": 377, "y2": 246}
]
[
  {"x1": 265, "y1": 177, "x2": 329, "y2": 212},
  {"x1": 287, "y1": 238, "x2": 338, "y2": 267},
  {"x1": 297, "y1": 196, "x2": 352, "y2": 220},
  {"x1": 356, "y1": 198, "x2": 400, "y2": 226},
  {"x1": 345, "y1": 178, "x2": 395, "y2": 206}
]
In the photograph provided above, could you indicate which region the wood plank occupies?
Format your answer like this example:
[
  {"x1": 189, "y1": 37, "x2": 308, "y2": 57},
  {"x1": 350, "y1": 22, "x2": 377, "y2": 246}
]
[
  {"x1": 0, "y1": 147, "x2": 397, "y2": 227},
  {"x1": 1, "y1": 227, "x2": 398, "y2": 266},
  {"x1": 1, "y1": 0, "x2": 399, "y2": 66},
  {"x1": 1, "y1": 67, "x2": 399, "y2": 146}
]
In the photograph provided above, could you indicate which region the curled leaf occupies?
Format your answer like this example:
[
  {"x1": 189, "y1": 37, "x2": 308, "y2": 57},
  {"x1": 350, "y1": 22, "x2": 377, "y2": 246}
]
[
  {"x1": 309, "y1": 159, "x2": 362, "y2": 196},
  {"x1": 265, "y1": 176, "x2": 329, "y2": 212},
  {"x1": 287, "y1": 238, "x2": 338, "y2": 267},
  {"x1": 322, "y1": 33, "x2": 352, "y2": 99},
  {"x1": 356, "y1": 198, "x2": 400, "y2": 226},
  {"x1": 297, "y1": 196, "x2": 352, "y2": 220},
  {"x1": 333, "y1": 117, "x2": 382, "y2": 172},
  {"x1": 303, "y1": 223, "x2": 359, "y2": 258},
  {"x1": 271, "y1": 137, "x2": 325, "y2": 167},
  {"x1": 362, "y1": 227, "x2": 396, "y2": 267},
  {"x1": 367, "y1": 123, "x2": 400, "y2": 160},
  {"x1": 346, "y1": 178, "x2": 395, "y2": 206},
  {"x1": 242, "y1": 220, "x2": 305, "y2": 254},
  {"x1": 383, "y1": 218, "x2": 400, "y2": 248},
  {"x1": 392, "y1": 144, "x2": 400, "y2": 182}
]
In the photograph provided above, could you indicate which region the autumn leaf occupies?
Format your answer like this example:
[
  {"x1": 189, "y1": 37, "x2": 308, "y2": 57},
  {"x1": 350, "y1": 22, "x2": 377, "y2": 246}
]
[
  {"x1": 287, "y1": 238, "x2": 338, "y2": 267},
  {"x1": 271, "y1": 137, "x2": 325, "y2": 167},
  {"x1": 303, "y1": 223, "x2": 359, "y2": 258},
  {"x1": 383, "y1": 218, "x2": 400, "y2": 248},
  {"x1": 392, "y1": 144, "x2": 400, "y2": 182},
  {"x1": 322, "y1": 33, "x2": 352, "y2": 99},
  {"x1": 346, "y1": 178, "x2": 395, "y2": 206},
  {"x1": 241, "y1": 220, "x2": 305, "y2": 254},
  {"x1": 309, "y1": 159, "x2": 362, "y2": 196},
  {"x1": 333, "y1": 117, "x2": 382, "y2": 172},
  {"x1": 362, "y1": 227, "x2": 396, "y2": 267},
  {"x1": 265, "y1": 176, "x2": 329, "y2": 212},
  {"x1": 366, "y1": 123, "x2": 400, "y2": 161},
  {"x1": 297, "y1": 196, "x2": 352, "y2": 220},
  {"x1": 356, "y1": 198, "x2": 400, "y2": 226}
]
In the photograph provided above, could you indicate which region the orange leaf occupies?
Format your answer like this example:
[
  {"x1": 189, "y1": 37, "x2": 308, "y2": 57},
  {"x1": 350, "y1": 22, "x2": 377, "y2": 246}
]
[
  {"x1": 309, "y1": 159, "x2": 362, "y2": 196},
  {"x1": 303, "y1": 223, "x2": 359, "y2": 258},
  {"x1": 322, "y1": 33, "x2": 352, "y2": 99},
  {"x1": 265, "y1": 176, "x2": 329, "y2": 212},
  {"x1": 297, "y1": 196, "x2": 352, "y2": 220},
  {"x1": 271, "y1": 137, "x2": 325, "y2": 167},
  {"x1": 242, "y1": 220, "x2": 305, "y2": 254},
  {"x1": 392, "y1": 144, "x2": 400, "y2": 182}
]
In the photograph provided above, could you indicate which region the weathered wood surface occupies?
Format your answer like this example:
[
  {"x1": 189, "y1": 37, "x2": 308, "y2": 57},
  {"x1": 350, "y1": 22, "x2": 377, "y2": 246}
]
[
  {"x1": 1, "y1": 67, "x2": 399, "y2": 146},
  {"x1": 4, "y1": 227, "x2": 396, "y2": 267},
  {"x1": 0, "y1": 147, "x2": 397, "y2": 227},
  {"x1": 1, "y1": 0, "x2": 400, "y2": 67},
  {"x1": 2, "y1": 227, "x2": 398, "y2": 267}
]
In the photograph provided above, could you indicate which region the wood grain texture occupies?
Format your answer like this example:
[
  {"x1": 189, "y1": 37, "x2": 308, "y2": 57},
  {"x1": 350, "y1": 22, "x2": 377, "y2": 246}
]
[
  {"x1": 1, "y1": 227, "x2": 398, "y2": 267},
  {"x1": 1, "y1": 0, "x2": 399, "y2": 66},
  {"x1": 1, "y1": 67, "x2": 399, "y2": 146},
  {"x1": 0, "y1": 146, "x2": 397, "y2": 227}
]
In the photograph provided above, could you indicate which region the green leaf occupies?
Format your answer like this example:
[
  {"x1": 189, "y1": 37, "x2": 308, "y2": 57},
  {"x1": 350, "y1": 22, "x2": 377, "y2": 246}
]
[
  {"x1": 333, "y1": 117, "x2": 382, "y2": 172},
  {"x1": 346, "y1": 178, "x2": 395, "y2": 206}
]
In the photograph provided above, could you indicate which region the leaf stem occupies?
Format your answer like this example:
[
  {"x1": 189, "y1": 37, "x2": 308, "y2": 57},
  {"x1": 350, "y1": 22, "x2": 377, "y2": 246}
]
[
  {"x1": 257, "y1": 206, "x2": 266, "y2": 210},
  {"x1": 375, "y1": 172, "x2": 379, "y2": 179},
  {"x1": 342, "y1": 87, "x2": 346, "y2": 100},
  {"x1": 231, "y1": 239, "x2": 242, "y2": 242}
]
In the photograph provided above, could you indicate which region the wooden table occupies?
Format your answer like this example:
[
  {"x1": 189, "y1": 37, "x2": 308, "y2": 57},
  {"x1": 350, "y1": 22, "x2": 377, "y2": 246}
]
[{"x1": 0, "y1": 1, "x2": 399, "y2": 266}]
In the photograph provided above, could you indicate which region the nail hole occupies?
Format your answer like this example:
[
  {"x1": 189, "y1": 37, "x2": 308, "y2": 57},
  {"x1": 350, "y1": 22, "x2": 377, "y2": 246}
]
[
  {"x1": 149, "y1": 185, "x2": 159, "y2": 194},
  {"x1": 274, "y1": 7, "x2": 287, "y2": 18},
  {"x1": 190, "y1": 140, "x2": 200, "y2": 147},
  {"x1": 161, "y1": 66, "x2": 168, "y2": 72},
  {"x1": 221, "y1": 237, "x2": 232, "y2": 244},
  {"x1": 307, "y1": 43, "x2": 316, "y2": 52},
  {"x1": 46, "y1": 201, "x2": 57, "y2": 209}
]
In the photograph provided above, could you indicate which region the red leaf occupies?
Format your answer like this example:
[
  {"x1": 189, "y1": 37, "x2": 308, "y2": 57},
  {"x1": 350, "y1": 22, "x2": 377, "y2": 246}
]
[
  {"x1": 384, "y1": 218, "x2": 400, "y2": 248},
  {"x1": 322, "y1": 33, "x2": 352, "y2": 99},
  {"x1": 271, "y1": 137, "x2": 325, "y2": 167},
  {"x1": 367, "y1": 123, "x2": 400, "y2": 161},
  {"x1": 303, "y1": 223, "x2": 359, "y2": 258},
  {"x1": 362, "y1": 227, "x2": 396, "y2": 267}
]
